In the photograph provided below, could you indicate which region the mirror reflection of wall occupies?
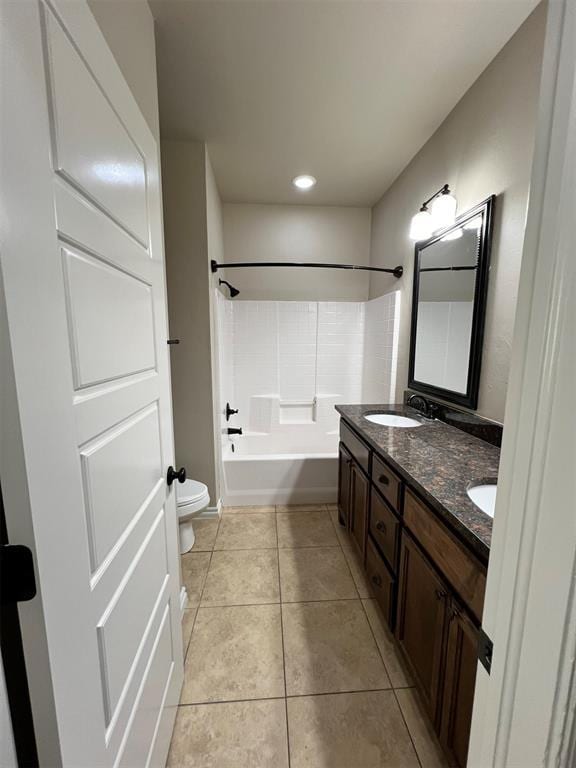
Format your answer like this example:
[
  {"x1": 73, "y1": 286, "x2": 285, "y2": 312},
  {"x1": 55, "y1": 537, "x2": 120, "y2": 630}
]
[
  {"x1": 409, "y1": 201, "x2": 493, "y2": 409},
  {"x1": 414, "y1": 221, "x2": 480, "y2": 393}
]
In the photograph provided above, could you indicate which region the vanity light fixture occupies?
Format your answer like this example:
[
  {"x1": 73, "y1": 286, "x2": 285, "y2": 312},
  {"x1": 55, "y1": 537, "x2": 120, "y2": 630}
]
[
  {"x1": 292, "y1": 174, "x2": 317, "y2": 190},
  {"x1": 409, "y1": 184, "x2": 458, "y2": 240}
]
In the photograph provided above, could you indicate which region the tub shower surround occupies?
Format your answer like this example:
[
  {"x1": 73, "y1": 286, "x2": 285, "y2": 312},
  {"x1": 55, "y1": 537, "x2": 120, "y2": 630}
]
[{"x1": 216, "y1": 292, "x2": 401, "y2": 505}]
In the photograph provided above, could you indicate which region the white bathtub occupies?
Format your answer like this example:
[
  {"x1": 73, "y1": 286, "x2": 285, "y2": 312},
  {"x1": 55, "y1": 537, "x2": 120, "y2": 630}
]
[{"x1": 222, "y1": 430, "x2": 339, "y2": 506}]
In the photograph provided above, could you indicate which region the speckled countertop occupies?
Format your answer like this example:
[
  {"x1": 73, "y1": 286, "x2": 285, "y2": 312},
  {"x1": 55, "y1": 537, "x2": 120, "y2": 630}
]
[{"x1": 336, "y1": 404, "x2": 500, "y2": 562}]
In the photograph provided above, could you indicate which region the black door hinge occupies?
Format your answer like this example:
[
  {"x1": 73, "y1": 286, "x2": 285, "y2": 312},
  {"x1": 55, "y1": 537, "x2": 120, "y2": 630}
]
[
  {"x1": 478, "y1": 627, "x2": 493, "y2": 674},
  {"x1": 0, "y1": 545, "x2": 36, "y2": 604}
]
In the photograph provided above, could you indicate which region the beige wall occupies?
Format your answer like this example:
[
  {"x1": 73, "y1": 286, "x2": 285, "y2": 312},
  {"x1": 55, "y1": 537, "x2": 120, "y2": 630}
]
[
  {"x1": 161, "y1": 141, "x2": 220, "y2": 502},
  {"x1": 88, "y1": 0, "x2": 160, "y2": 140},
  {"x1": 369, "y1": 4, "x2": 546, "y2": 423},
  {"x1": 222, "y1": 204, "x2": 371, "y2": 301},
  {"x1": 205, "y1": 153, "x2": 225, "y2": 501}
]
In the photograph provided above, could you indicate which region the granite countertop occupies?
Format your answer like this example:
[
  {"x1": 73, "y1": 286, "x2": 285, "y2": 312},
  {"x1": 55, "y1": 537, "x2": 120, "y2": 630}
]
[{"x1": 336, "y1": 404, "x2": 500, "y2": 562}]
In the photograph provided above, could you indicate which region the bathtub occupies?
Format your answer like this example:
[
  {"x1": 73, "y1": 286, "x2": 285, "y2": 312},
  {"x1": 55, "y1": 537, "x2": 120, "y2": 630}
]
[{"x1": 222, "y1": 429, "x2": 339, "y2": 506}]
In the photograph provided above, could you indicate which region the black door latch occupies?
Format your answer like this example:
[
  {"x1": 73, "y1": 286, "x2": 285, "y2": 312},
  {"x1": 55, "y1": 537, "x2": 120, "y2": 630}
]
[
  {"x1": 478, "y1": 627, "x2": 493, "y2": 674},
  {"x1": 0, "y1": 544, "x2": 36, "y2": 604}
]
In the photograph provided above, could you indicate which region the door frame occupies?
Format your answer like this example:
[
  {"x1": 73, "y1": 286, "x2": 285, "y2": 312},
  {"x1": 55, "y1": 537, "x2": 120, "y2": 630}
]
[{"x1": 468, "y1": 0, "x2": 576, "y2": 764}]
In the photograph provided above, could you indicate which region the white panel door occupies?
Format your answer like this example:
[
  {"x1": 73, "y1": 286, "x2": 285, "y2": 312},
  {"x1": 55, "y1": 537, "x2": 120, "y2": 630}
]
[{"x1": 0, "y1": 1, "x2": 183, "y2": 766}]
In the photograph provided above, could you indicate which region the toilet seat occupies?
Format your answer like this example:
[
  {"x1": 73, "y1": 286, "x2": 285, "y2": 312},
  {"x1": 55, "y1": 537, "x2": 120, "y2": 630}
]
[{"x1": 176, "y1": 479, "x2": 210, "y2": 518}]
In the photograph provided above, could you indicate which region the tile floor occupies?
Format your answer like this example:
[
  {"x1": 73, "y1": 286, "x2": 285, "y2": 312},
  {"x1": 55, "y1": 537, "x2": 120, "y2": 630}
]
[{"x1": 170, "y1": 504, "x2": 450, "y2": 768}]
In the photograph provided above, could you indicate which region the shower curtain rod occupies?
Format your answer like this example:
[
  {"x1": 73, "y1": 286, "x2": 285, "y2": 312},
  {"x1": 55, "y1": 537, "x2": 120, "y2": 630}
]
[{"x1": 210, "y1": 260, "x2": 403, "y2": 278}]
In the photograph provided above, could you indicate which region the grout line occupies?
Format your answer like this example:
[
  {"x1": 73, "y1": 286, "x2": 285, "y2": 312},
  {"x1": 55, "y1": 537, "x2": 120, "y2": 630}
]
[
  {"x1": 358, "y1": 596, "x2": 423, "y2": 768},
  {"x1": 181, "y1": 517, "x2": 222, "y2": 664},
  {"x1": 177, "y1": 686, "x2": 401, "y2": 709},
  {"x1": 177, "y1": 696, "x2": 287, "y2": 709},
  {"x1": 274, "y1": 506, "x2": 292, "y2": 768}
]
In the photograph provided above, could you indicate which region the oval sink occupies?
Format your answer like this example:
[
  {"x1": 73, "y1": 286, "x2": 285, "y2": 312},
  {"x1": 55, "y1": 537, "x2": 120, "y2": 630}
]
[
  {"x1": 467, "y1": 484, "x2": 497, "y2": 518},
  {"x1": 364, "y1": 413, "x2": 422, "y2": 428}
]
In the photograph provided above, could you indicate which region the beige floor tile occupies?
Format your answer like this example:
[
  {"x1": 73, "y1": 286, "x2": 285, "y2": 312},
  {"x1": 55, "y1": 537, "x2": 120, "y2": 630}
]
[
  {"x1": 190, "y1": 519, "x2": 220, "y2": 552},
  {"x1": 275, "y1": 504, "x2": 328, "y2": 513},
  {"x1": 181, "y1": 552, "x2": 211, "y2": 605},
  {"x1": 342, "y1": 545, "x2": 373, "y2": 598},
  {"x1": 362, "y1": 598, "x2": 413, "y2": 688},
  {"x1": 279, "y1": 547, "x2": 357, "y2": 602},
  {"x1": 222, "y1": 505, "x2": 275, "y2": 514},
  {"x1": 181, "y1": 606, "x2": 197, "y2": 657},
  {"x1": 181, "y1": 604, "x2": 285, "y2": 703},
  {"x1": 329, "y1": 508, "x2": 351, "y2": 546},
  {"x1": 201, "y1": 549, "x2": 280, "y2": 606},
  {"x1": 282, "y1": 600, "x2": 390, "y2": 695},
  {"x1": 214, "y1": 512, "x2": 277, "y2": 550},
  {"x1": 276, "y1": 511, "x2": 338, "y2": 548},
  {"x1": 396, "y1": 688, "x2": 452, "y2": 767},
  {"x1": 287, "y1": 690, "x2": 420, "y2": 768},
  {"x1": 168, "y1": 699, "x2": 289, "y2": 768}
]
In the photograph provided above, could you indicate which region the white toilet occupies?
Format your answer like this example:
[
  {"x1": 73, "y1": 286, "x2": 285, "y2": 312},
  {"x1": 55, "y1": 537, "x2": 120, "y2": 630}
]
[{"x1": 176, "y1": 479, "x2": 210, "y2": 554}]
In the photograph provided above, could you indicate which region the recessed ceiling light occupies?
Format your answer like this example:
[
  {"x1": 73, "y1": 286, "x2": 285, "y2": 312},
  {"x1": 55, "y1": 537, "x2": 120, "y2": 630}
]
[{"x1": 292, "y1": 174, "x2": 317, "y2": 190}]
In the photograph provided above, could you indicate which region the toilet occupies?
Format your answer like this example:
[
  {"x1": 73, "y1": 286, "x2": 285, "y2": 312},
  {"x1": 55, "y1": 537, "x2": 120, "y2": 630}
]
[{"x1": 176, "y1": 479, "x2": 210, "y2": 554}]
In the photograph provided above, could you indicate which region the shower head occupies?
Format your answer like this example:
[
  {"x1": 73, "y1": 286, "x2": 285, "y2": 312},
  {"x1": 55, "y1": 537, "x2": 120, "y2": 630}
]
[{"x1": 219, "y1": 278, "x2": 240, "y2": 298}]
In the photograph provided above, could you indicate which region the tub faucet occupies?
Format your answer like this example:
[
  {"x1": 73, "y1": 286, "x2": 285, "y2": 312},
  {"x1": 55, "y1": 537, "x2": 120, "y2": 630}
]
[{"x1": 227, "y1": 427, "x2": 243, "y2": 436}]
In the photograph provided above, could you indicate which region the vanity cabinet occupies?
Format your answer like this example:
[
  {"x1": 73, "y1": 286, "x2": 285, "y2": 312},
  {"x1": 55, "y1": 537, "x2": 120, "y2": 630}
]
[{"x1": 338, "y1": 418, "x2": 487, "y2": 767}]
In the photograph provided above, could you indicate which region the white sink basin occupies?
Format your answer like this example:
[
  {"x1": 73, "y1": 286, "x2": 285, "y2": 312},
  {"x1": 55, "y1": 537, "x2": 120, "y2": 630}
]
[
  {"x1": 467, "y1": 484, "x2": 497, "y2": 518},
  {"x1": 364, "y1": 413, "x2": 422, "y2": 428}
]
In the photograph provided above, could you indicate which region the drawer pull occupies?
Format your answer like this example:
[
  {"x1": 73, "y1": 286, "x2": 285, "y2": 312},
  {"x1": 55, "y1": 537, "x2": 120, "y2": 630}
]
[
  {"x1": 378, "y1": 475, "x2": 390, "y2": 485},
  {"x1": 435, "y1": 589, "x2": 447, "y2": 602},
  {"x1": 375, "y1": 521, "x2": 387, "y2": 534},
  {"x1": 371, "y1": 574, "x2": 383, "y2": 587}
]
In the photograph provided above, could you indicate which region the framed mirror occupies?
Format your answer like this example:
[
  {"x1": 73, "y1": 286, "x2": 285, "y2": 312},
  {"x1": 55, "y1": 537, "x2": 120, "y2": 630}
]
[{"x1": 408, "y1": 195, "x2": 495, "y2": 409}]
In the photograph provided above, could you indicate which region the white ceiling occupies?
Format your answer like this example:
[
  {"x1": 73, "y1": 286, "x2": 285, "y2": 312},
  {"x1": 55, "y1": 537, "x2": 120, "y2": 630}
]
[{"x1": 150, "y1": 0, "x2": 538, "y2": 206}]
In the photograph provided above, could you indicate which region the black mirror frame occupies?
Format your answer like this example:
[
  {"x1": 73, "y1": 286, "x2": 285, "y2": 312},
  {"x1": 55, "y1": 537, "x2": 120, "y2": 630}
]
[{"x1": 408, "y1": 194, "x2": 495, "y2": 410}]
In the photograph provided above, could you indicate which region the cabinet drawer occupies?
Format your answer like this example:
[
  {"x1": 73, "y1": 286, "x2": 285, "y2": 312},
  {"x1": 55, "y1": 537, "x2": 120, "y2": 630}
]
[
  {"x1": 404, "y1": 490, "x2": 486, "y2": 622},
  {"x1": 369, "y1": 489, "x2": 400, "y2": 572},
  {"x1": 365, "y1": 538, "x2": 395, "y2": 629},
  {"x1": 372, "y1": 454, "x2": 401, "y2": 513},
  {"x1": 340, "y1": 421, "x2": 370, "y2": 475}
]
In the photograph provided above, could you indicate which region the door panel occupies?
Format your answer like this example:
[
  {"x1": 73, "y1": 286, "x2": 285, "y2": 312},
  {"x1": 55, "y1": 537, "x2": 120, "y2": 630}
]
[
  {"x1": 45, "y1": 12, "x2": 149, "y2": 245},
  {"x1": 338, "y1": 444, "x2": 352, "y2": 529},
  {"x1": 397, "y1": 533, "x2": 447, "y2": 720},
  {"x1": 350, "y1": 462, "x2": 368, "y2": 558},
  {"x1": 96, "y1": 512, "x2": 168, "y2": 724},
  {"x1": 440, "y1": 604, "x2": 479, "y2": 767},
  {"x1": 80, "y1": 404, "x2": 162, "y2": 570},
  {"x1": 0, "y1": 1, "x2": 183, "y2": 765},
  {"x1": 62, "y1": 248, "x2": 156, "y2": 388}
]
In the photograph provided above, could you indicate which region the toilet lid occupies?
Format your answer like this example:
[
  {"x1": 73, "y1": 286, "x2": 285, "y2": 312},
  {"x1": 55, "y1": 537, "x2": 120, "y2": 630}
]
[{"x1": 176, "y1": 479, "x2": 209, "y2": 506}]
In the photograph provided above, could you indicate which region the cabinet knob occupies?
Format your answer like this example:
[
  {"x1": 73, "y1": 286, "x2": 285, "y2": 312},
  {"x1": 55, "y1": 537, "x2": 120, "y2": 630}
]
[
  {"x1": 376, "y1": 521, "x2": 386, "y2": 534},
  {"x1": 378, "y1": 475, "x2": 390, "y2": 486},
  {"x1": 435, "y1": 588, "x2": 447, "y2": 602},
  {"x1": 371, "y1": 574, "x2": 382, "y2": 587}
]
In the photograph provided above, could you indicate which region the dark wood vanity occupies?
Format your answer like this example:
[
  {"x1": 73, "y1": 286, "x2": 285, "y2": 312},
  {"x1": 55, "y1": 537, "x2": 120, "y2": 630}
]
[{"x1": 338, "y1": 417, "x2": 489, "y2": 767}]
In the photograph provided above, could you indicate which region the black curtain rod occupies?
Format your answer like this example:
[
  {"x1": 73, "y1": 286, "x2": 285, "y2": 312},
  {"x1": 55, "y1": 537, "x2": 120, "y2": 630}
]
[
  {"x1": 210, "y1": 260, "x2": 403, "y2": 278},
  {"x1": 419, "y1": 265, "x2": 477, "y2": 273}
]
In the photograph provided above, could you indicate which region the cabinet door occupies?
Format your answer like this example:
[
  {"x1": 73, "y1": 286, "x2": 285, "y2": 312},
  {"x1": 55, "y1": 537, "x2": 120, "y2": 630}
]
[
  {"x1": 439, "y1": 602, "x2": 479, "y2": 767},
  {"x1": 396, "y1": 533, "x2": 448, "y2": 720},
  {"x1": 349, "y1": 461, "x2": 369, "y2": 559},
  {"x1": 337, "y1": 444, "x2": 352, "y2": 529}
]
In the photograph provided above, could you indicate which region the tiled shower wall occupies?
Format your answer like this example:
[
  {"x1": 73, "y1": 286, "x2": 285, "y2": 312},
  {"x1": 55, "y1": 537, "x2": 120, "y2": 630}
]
[{"x1": 216, "y1": 292, "x2": 400, "y2": 432}]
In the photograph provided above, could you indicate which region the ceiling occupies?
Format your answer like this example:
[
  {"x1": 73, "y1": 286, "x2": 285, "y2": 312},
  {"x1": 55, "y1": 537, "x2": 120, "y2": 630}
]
[{"x1": 150, "y1": 0, "x2": 538, "y2": 206}]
